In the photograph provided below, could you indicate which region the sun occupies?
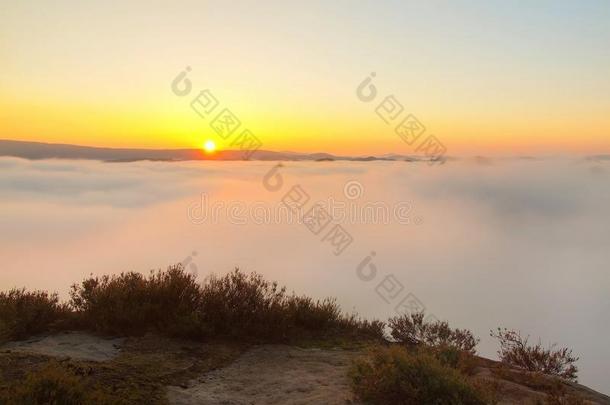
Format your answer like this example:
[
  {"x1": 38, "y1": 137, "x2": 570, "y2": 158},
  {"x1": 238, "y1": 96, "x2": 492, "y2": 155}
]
[{"x1": 203, "y1": 139, "x2": 216, "y2": 153}]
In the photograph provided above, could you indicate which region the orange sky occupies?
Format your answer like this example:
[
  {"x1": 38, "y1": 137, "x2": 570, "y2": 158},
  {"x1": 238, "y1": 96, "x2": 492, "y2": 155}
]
[{"x1": 1, "y1": 1, "x2": 609, "y2": 156}]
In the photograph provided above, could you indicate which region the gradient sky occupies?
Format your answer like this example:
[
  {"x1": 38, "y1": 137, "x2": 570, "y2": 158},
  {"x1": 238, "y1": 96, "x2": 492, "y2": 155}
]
[{"x1": 1, "y1": 0, "x2": 609, "y2": 155}]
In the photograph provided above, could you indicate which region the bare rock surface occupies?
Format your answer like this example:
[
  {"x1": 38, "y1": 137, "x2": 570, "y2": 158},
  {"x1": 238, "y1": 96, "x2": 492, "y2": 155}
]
[
  {"x1": 2, "y1": 331, "x2": 124, "y2": 362},
  {"x1": 472, "y1": 358, "x2": 610, "y2": 405},
  {"x1": 167, "y1": 345, "x2": 363, "y2": 405}
]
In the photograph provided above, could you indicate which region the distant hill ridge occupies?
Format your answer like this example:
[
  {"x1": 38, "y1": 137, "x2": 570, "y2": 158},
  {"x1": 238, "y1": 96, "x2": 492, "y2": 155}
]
[{"x1": 0, "y1": 139, "x2": 424, "y2": 162}]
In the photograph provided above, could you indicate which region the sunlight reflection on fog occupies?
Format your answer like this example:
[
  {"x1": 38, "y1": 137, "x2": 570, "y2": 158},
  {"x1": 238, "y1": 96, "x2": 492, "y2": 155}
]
[{"x1": 0, "y1": 157, "x2": 608, "y2": 392}]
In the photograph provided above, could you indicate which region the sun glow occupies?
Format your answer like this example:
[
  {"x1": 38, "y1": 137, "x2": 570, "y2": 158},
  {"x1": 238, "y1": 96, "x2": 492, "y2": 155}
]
[{"x1": 203, "y1": 139, "x2": 216, "y2": 153}]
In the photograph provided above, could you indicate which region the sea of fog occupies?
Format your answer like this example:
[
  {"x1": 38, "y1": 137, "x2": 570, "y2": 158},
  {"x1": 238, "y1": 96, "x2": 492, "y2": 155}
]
[{"x1": 0, "y1": 156, "x2": 608, "y2": 393}]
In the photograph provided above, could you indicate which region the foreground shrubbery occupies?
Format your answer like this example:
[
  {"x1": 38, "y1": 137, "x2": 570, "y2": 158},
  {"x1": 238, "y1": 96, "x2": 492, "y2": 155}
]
[
  {"x1": 193, "y1": 271, "x2": 383, "y2": 340},
  {"x1": 0, "y1": 265, "x2": 383, "y2": 343},
  {"x1": 0, "y1": 264, "x2": 582, "y2": 403},
  {"x1": 350, "y1": 346, "x2": 493, "y2": 405},
  {"x1": 491, "y1": 328, "x2": 579, "y2": 382},
  {"x1": 70, "y1": 265, "x2": 203, "y2": 337},
  {"x1": 349, "y1": 313, "x2": 488, "y2": 403},
  {"x1": 389, "y1": 311, "x2": 479, "y2": 353},
  {"x1": 0, "y1": 361, "x2": 127, "y2": 405},
  {"x1": 0, "y1": 289, "x2": 70, "y2": 342}
]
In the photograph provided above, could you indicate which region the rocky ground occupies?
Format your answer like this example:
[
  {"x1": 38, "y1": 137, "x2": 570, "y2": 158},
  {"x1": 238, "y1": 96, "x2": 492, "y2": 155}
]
[
  {"x1": 1, "y1": 332, "x2": 609, "y2": 405},
  {"x1": 167, "y1": 345, "x2": 362, "y2": 405},
  {"x1": 3, "y1": 332, "x2": 124, "y2": 362}
]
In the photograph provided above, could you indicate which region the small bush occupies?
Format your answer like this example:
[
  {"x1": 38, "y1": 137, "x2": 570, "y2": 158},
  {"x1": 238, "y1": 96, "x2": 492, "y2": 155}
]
[
  {"x1": 341, "y1": 317, "x2": 386, "y2": 340},
  {"x1": 196, "y1": 270, "x2": 288, "y2": 339},
  {"x1": 491, "y1": 328, "x2": 578, "y2": 382},
  {"x1": 349, "y1": 346, "x2": 491, "y2": 404},
  {"x1": 0, "y1": 289, "x2": 70, "y2": 341},
  {"x1": 68, "y1": 266, "x2": 385, "y2": 342},
  {"x1": 0, "y1": 362, "x2": 116, "y2": 405},
  {"x1": 426, "y1": 344, "x2": 479, "y2": 376},
  {"x1": 197, "y1": 270, "x2": 385, "y2": 341},
  {"x1": 389, "y1": 312, "x2": 479, "y2": 353},
  {"x1": 286, "y1": 296, "x2": 341, "y2": 331},
  {"x1": 70, "y1": 265, "x2": 203, "y2": 336}
]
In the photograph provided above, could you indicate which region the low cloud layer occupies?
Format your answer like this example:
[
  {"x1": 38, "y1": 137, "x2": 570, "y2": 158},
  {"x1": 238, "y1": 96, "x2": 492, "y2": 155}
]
[{"x1": 0, "y1": 157, "x2": 608, "y2": 393}]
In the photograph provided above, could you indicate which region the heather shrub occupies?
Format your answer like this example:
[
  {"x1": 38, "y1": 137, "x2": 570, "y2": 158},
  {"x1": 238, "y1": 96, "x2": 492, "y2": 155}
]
[
  {"x1": 389, "y1": 312, "x2": 479, "y2": 353},
  {"x1": 341, "y1": 317, "x2": 386, "y2": 340},
  {"x1": 427, "y1": 344, "x2": 480, "y2": 376},
  {"x1": 0, "y1": 362, "x2": 117, "y2": 405},
  {"x1": 70, "y1": 265, "x2": 203, "y2": 336},
  {"x1": 197, "y1": 270, "x2": 289, "y2": 339},
  {"x1": 197, "y1": 270, "x2": 385, "y2": 341},
  {"x1": 491, "y1": 328, "x2": 578, "y2": 382},
  {"x1": 0, "y1": 289, "x2": 70, "y2": 341},
  {"x1": 286, "y1": 296, "x2": 341, "y2": 330},
  {"x1": 349, "y1": 346, "x2": 491, "y2": 404},
  {"x1": 68, "y1": 266, "x2": 384, "y2": 342},
  {"x1": 285, "y1": 296, "x2": 384, "y2": 339}
]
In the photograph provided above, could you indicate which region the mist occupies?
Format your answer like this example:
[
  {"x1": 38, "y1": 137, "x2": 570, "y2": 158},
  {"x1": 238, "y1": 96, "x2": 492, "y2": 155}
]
[{"x1": 0, "y1": 156, "x2": 608, "y2": 393}]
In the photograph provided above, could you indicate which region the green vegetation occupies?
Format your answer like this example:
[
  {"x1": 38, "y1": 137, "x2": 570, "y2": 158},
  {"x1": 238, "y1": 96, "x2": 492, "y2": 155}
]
[
  {"x1": 389, "y1": 312, "x2": 479, "y2": 353},
  {"x1": 0, "y1": 266, "x2": 384, "y2": 344},
  {"x1": 0, "y1": 336, "x2": 244, "y2": 404},
  {"x1": 69, "y1": 265, "x2": 204, "y2": 338},
  {"x1": 0, "y1": 265, "x2": 588, "y2": 404},
  {"x1": 68, "y1": 266, "x2": 384, "y2": 342},
  {"x1": 350, "y1": 313, "x2": 494, "y2": 404},
  {"x1": 0, "y1": 361, "x2": 115, "y2": 405},
  {"x1": 349, "y1": 346, "x2": 494, "y2": 405},
  {"x1": 0, "y1": 265, "x2": 387, "y2": 404},
  {"x1": 0, "y1": 289, "x2": 71, "y2": 343}
]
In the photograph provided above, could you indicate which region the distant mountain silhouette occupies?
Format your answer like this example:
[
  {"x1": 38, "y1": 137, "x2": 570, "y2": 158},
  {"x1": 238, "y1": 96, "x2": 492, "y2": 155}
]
[{"x1": 0, "y1": 140, "x2": 427, "y2": 162}]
